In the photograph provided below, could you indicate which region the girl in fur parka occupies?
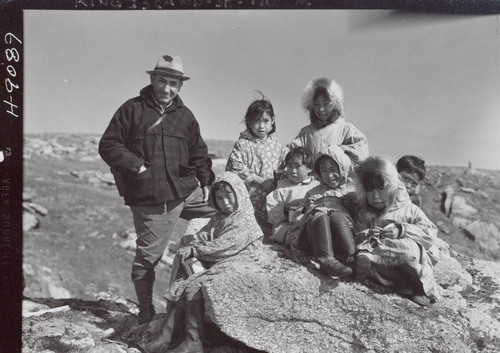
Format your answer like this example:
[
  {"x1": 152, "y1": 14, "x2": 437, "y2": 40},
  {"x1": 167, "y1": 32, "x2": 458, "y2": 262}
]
[
  {"x1": 291, "y1": 77, "x2": 368, "y2": 165},
  {"x1": 353, "y1": 156, "x2": 441, "y2": 306}
]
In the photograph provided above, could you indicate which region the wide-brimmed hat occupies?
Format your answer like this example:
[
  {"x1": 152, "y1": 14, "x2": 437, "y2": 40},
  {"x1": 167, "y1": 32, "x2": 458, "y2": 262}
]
[{"x1": 146, "y1": 55, "x2": 190, "y2": 81}]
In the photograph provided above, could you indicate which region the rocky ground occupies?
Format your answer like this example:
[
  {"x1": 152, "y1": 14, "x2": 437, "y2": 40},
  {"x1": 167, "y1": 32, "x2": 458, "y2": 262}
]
[{"x1": 20, "y1": 133, "x2": 500, "y2": 352}]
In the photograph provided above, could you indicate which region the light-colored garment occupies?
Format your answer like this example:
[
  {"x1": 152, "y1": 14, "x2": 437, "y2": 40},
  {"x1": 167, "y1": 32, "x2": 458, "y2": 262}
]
[
  {"x1": 166, "y1": 172, "x2": 263, "y2": 302},
  {"x1": 291, "y1": 117, "x2": 368, "y2": 164},
  {"x1": 355, "y1": 185, "x2": 441, "y2": 300},
  {"x1": 302, "y1": 145, "x2": 355, "y2": 216},
  {"x1": 266, "y1": 176, "x2": 320, "y2": 245},
  {"x1": 226, "y1": 130, "x2": 288, "y2": 231},
  {"x1": 288, "y1": 145, "x2": 356, "y2": 252}
]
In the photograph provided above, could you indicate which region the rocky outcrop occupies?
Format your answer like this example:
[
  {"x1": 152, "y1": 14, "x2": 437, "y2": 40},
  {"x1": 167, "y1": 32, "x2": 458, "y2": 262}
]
[
  {"x1": 23, "y1": 188, "x2": 48, "y2": 232},
  {"x1": 122, "y1": 220, "x2": 500, "y2": 353},
  {"x1": 199, "y1": 240, "x2": 499, "y2": 353},
  {"x1": 22, "y1": 293, "x2": 139, "y2": 353}
]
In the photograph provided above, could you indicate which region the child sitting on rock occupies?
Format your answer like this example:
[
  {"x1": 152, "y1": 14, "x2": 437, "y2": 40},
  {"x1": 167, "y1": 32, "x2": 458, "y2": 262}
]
[
  {"x1": 290, "y1": 145, "x2": 361, "y2": 278},
  {"x1": 396, "y1": 155, "x2": 426, "y2": 207},
  {"x1": 130, "y1": 172, "x2": 263, "y2": 353},
  {"x1": 353, "y1": 156, "x2": 441, "y2": 306},
  {"x1": 266, "y1": 147, "x2": 320, "y2": 246}
]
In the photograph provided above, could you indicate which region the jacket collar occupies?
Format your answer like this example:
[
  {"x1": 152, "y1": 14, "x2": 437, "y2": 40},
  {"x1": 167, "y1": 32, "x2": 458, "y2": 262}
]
[
  {"x1": 239, "y1": 129, "x2": 277, "y2": 142},
  {"x1": 140, "y1": 85, "x2": 184, "y2": 113}
]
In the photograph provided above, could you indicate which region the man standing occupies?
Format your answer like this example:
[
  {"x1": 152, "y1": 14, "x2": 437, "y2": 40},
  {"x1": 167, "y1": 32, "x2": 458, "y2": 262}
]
[{"x1": 99, "y1": 55, "x2": 214, "y2": 324}]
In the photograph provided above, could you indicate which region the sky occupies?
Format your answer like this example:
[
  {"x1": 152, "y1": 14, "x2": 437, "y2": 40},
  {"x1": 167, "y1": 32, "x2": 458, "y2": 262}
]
[{"x1": 24, "y1": 10, "x2": 500, "y2": 170}]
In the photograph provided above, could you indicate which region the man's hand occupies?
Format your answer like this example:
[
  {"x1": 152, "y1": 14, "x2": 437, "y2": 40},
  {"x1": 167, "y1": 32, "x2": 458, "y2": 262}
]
[
  {"x1": 202, "y1": 186, "x2": 210, "y2": 203},
  {"x1": 261, "y1": 179, "x2": 275, "y2": 193},
  {"x1": 177, "y1": 246, "x2": 194, "y2": 262}
]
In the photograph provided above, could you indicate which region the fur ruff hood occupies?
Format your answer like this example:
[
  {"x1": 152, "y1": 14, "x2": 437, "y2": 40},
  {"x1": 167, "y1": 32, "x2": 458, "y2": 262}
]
[{"x1": 302, "y1": 77, "x2": 344, "y2": 116}]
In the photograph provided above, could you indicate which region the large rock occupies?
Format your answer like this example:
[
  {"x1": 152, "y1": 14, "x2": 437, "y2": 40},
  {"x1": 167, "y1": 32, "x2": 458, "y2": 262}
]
[
  {"x1": 199, "y1": 238, "x2": 499, "y2": 352},
  {"x1": 450, "y1": 195, "x2": 478, "y2": 218},
  {"x1": 464, "y1": 220, "x2": 500, "y2": 259}
]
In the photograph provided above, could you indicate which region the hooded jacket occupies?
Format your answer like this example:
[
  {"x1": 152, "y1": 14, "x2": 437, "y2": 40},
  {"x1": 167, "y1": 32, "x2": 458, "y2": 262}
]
[
  {"x1": 166, "y1": 172, "x2": 263, "y2": 301},
  {"x1": 99, "y1": 85, "x2": 214, "y2": 205},
  {"x1": 225, "y1": 129, "x2": 288, "y2": 229},
  {"x1": 303, "y1": 144, "x2": 355, "y2": 207},
  {"x1": 285, "y1": 146, "x2": 356, "y2": 252},
  {"x1": 226, "y1": 129, "x2": 288, "y2": 187},
  {"x1": 291, "y1": 77, "x2": 368, "y2": 164},
  {"x1": 353, "y1": 157, "x2": 440, "y2": 300}
]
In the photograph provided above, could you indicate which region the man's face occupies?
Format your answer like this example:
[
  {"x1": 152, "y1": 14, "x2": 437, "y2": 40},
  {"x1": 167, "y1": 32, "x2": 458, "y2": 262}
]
[{"x1": 150, "y1": 74, "x2": 182, "y2": 106}]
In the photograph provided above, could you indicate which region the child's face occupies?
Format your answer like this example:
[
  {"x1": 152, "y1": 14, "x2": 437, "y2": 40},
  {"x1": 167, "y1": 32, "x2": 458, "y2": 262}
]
[
  {"x1": 399, "y1": 171, "x2": 421, "y2": 196},
  {"x1": 250, "y1": 112, "x2": 274, "y2": 139},
  {"x1": 319, "y1": 158, "x2": 341, "y2": 189},
  {"x1": 366, "y1": 187, "x2": 390, "y2": 210},
  {"x1": 286, "y1": 158, "x2": 311, "y2": 184},
  {"x1": 313, "y1": 94, "x2": 333, "y2": 122},
  {"x1": 215, "y1": 187, "x2": 237, "y2": 215}
]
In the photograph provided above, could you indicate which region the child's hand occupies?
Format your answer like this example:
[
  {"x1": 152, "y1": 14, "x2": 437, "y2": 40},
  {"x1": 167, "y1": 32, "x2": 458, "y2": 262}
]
[
  {"x1": 177, "y1": 246, "x2": 194, "y2": 262},
  {"x1": 368, "y1": 226, "x2": 383, "y2": 238},
  {"x1": 380, "y1": 224, "x2": 400, "y2": 239}
]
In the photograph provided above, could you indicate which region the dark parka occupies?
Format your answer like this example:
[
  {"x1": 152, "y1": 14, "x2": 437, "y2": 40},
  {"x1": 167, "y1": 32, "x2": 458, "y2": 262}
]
[{"x1": 99, "y1": 85, "x2": 214, "y2": 205}]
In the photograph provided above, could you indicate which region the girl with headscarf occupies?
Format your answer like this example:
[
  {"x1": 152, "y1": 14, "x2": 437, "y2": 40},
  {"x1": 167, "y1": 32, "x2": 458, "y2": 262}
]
[{"x1": 130, "y1": 172, "x2": 263, "y2": 353}]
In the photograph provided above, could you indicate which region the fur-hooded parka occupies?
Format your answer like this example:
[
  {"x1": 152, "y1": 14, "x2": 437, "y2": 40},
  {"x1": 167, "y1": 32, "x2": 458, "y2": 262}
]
[{"x1": 302, "y1": 77, "x2": 344, "y2": 128}]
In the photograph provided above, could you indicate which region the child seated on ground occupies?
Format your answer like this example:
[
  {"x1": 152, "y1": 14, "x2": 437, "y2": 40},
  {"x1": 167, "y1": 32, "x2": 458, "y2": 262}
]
[
  {"x1": 266, "y1": 147, "x2": 320, "y2": 246},
  {"x1": 353, "y1": 156, "x2": 441, "y2": 306},
  {"x1": 130, "y1": 172, "x2": 263, "y2": 353},
  {"x1": 289, "y1": 145, "x2": 361, "y2": 278},
  {"x1": 396, "y1": 155, "x2": 426, "y2": 207}
]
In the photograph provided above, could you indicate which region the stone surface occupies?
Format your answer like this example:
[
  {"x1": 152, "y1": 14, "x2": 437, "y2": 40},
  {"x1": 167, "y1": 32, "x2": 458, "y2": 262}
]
[
  {"x1": 23, "y1": 211, "x2": 40, "y2": 232},
  {"x1": 441, "y1": 185, "x2": 455, "y2": 217},
  {"x1": 464, "y1": 220, "x2": 500, "y2": 259},
  {"x1": 200, "y1": 240, "x2": 499, "y2": 353},
  {"x1": 451, "y1": 195, "x2": 478, "y2": 217}
]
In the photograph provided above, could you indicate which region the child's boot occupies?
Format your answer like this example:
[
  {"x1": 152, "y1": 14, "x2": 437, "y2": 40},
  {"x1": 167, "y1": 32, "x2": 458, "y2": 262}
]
[
  {"x1": 328, "y1": 213, "x2": 356, "y2": 264},
  {"x1": 352, "y1": 253, "x2": 371, "y2": 280},
  {"x1": 167, "y1": 299, "x2": 204, "y2": 353},
  {"x1": 309, "y1": 215, "x2": 352, "y2": 278},
  {"x1": 130, "y1": 300, "x2": 179, "y2": 353}
]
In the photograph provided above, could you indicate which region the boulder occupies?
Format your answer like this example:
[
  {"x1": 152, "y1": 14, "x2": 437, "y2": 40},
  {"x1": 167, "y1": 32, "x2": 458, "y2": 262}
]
[
  {"x1": 23, "y1": 211, "x2": 39, "y2": 232},
  {"x1": 450, "y1": 195, "x2": 478, "y2": 217},
  {"x1": 200, "y1": 241, "x2": 499, "y2": 353},
  {"x1": 124, "y1": 220, "x2": 500, "y2": 353},
  {"x1": 464, "y1": 220, "x2": 500, "y2": 259}
]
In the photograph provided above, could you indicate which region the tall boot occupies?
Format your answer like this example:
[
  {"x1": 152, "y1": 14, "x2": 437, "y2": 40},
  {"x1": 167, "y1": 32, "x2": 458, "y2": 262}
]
[
  {"x1": 328, "y1": 213, "x2": 356, "y2": 264},
  {"x1": 309, "y1": 215, "x2": 352, "y2": 278},
  {"x1": 133, "y1": 275, "x2": 156, "y2": 325},
  {"x1": 131, "y1": 300, "x2": 180, "y2": 353},
  {"x1": 167, "y1": 300, "x2": 204, "y2": 353}
]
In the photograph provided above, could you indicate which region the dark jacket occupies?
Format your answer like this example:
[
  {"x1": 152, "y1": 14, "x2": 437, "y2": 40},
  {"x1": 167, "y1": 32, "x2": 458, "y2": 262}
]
[{"x1": 99, "y1": 85, "x2": 214, "y2": 205}]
